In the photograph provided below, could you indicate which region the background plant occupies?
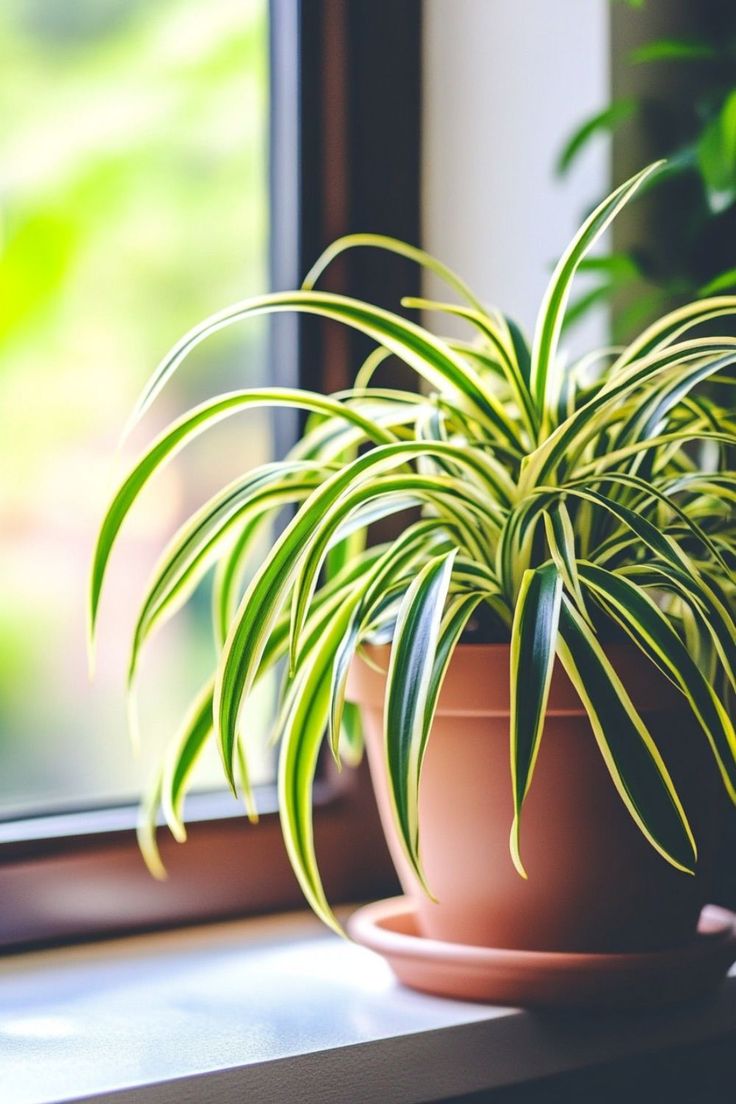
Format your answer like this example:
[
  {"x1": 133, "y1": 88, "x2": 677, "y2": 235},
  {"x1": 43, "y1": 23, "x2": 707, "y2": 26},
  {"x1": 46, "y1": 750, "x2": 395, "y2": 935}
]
[
  {"x1": 91, "y1": 163, "x2": 736, "y2": 931},
  {"x1": 559, "y1": 1, "x2": 736, "y2": 338}
]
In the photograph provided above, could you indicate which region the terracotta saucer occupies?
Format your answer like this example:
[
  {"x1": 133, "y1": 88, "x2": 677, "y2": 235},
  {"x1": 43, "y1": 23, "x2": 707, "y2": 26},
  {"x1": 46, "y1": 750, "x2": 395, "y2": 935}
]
[{"x1": 348, "y1": 896, "x2": 736, "y2": 1009}]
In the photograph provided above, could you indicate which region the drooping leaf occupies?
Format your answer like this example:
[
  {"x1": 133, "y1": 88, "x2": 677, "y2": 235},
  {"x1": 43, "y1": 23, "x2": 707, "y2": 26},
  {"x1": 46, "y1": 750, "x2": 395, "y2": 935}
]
[
  {"x1": 215, "y1": 442, "x2": 500, "y2": 790},
  {"x1": 556, "y1": 599, "x2": 696, "y2": 874},
  {"x1": 89, "y1": 388, "x2": 397, "y2": 658},
  {"x1": 509, "y1": 563, "x2": 562, "y2": 876},
  {"x1": 327, "y1": 520, "x2": 450, "y2": 759},
  {"x1": 129, "y1": 463, "x2": 327, "y2": 684},
  {"x1": 125, "y1": 290, "x2": 502, "y2": 440},
  {"x1": 278, "y1": 597, "x2": 361, "y2": 933},
  {"x1": 384, "y1": 550, "x2": 458, "y2": 889},
  {"x1": 578, "y1": 562, "x2": 736, "y2": 801}
]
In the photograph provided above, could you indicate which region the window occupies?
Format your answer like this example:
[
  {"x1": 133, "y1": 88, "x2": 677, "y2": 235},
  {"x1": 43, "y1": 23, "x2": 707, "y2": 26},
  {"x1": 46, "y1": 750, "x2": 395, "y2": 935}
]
[
  {"x1": 0, "y1": 0, "x2": 420, "y2": 948},
  {"x1": 0, "y1": 0, "x2": 273, "y2": 820}
]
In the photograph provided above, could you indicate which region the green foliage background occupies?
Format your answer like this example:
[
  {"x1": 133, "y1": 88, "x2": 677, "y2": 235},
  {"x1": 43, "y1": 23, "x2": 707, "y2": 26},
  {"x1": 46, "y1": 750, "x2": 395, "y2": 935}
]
[
  {"x1": 559, "y1": 2, "x2": 736, "y2": 339},
  {"x1": 0, "y1": 0, "x2": 270, "y2": 813}
]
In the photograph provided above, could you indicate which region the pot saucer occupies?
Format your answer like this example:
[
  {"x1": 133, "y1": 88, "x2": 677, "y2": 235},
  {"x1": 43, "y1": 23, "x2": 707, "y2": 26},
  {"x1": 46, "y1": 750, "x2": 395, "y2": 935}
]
[{"x1": 347, "y1": 896, "x2": 736, "y2": 1009}]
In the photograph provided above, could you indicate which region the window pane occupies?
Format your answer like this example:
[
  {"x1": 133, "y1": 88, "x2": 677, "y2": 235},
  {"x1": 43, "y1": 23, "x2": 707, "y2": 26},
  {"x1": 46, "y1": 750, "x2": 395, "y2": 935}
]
[{"x1": 0, "y1": 0, "x2": 273, "y2": 818}]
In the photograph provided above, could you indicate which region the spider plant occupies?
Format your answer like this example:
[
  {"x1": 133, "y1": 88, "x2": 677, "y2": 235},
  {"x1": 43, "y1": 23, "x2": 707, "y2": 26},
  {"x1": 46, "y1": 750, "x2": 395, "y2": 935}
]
[{"x1": 90, "y1": 162, "x2": 736, "y2": 933}]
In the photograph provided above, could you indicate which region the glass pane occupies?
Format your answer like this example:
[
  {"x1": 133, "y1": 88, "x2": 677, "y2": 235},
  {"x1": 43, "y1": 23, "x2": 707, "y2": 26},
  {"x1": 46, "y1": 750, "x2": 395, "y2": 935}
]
[{"x1": 0, "y1": 0, "x2": 273, "y2": 818}]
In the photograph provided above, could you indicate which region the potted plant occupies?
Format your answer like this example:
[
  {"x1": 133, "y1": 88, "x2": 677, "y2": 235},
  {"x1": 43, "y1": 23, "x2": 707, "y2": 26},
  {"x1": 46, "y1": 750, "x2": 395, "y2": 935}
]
[{"x1": 90, "y1": 163, "x2": 736, "y2": 984}]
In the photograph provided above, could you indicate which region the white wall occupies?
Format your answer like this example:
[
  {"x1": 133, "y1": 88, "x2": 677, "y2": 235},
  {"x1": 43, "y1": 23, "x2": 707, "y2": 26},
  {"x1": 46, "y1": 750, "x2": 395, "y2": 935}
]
[{"x1": 422, "y1": 0, "x2": 611, "y2": 352}]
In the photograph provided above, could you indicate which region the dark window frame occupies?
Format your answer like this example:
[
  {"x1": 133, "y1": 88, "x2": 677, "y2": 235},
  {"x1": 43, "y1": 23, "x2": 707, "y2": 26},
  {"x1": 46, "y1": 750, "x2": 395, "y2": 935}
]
[{"x1": 0, "y1": 0, "x2": 421, "y2": 951}]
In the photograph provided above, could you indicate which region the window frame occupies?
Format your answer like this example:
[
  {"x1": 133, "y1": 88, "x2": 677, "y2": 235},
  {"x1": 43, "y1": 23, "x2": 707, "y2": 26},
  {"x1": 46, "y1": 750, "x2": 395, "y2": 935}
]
[{"x1": 0, "y1": 0, "x2": 421, "y2": 950}]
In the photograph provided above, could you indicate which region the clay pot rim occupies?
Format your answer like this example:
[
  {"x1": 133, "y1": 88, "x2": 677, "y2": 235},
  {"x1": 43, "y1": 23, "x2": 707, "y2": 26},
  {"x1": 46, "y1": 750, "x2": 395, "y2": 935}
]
[{"x1": 346, "y1": 641, "x2": 680, "y2": 716}]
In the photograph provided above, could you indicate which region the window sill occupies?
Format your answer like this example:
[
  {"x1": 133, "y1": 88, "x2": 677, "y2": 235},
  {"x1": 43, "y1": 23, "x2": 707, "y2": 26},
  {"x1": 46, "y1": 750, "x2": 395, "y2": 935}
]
[{"x1": 1, "y1": 910, "x2": 734, "y2": 1104}]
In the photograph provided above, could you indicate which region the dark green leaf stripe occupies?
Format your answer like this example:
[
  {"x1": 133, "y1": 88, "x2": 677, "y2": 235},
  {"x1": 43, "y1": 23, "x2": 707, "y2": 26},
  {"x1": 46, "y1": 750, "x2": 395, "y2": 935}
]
[
  {"x1": 611, "y1": 352, "x2": 736, "y2": 450},
  {"x1": 89, "y1": 387, "x2": 397, "y2": 657},
  {"x1": 542, "y1": 503, "x2": 589, "y2": 621},
  {"x1": 129, "y1": 464, "x2": 328, "y2": 683},
  {"x1": 575, "y1": 428, "x2": 736, "y2": 480},
  {"x1": 504, "y1": 314, "x2": 532, "y2": 385},
  {"x1": 568, "y1": 472, "x2": 734, "y2": 581},
  {"x1": 288, "y1": 470, "x2": 497, "y2": 671},
  {"x1": 509, "y1": 563, "x2": 562, "y2": 876},
  {"x1": 83, "y1": 163, "x2": 736, "y2": 930},
  {"x1": 557, "y1": 599, "x2": 696, "y2": 873},
  {"x1": 127, "y1": 290, "x2": 500, "y2": 438},
  {"x1": 402, "y1": 297, "x2": 537, "y2": 439},
  {"x1": 212, "y1": 516, "x2": 267, "y2": 648},
  {"x1": 385, "y1": 550, "x2": 458, "y2": 889},
  {"x1": 619, "y1": 562, "x2": 736, "y2": 695},
  {"x1": 278, "y1": 599, "x2": 359, "y2": 933},
  {"x1": 259, "y1": 546, "x2": 387, "y2": 680},
  {"x1": 215, "y1": 442, "x2": 498, "y2": 789},
  {"x1": 136, "y1": 679, "x2": 214, "y2": 879},
  {"x1": 422, "y1": 594, "x2": 485, "y2": 746},
  {"x1": 327, "y1": 521, "x2": 450, "y2": 758},
  {"x1": 530, "y1": 162, "x2": 662, "y2": 411},
  {"x1": 562, "y1": 487, "x2": 696, "y2": 576},
  {"x1": 525, "y1": 341, "x2": 736, "y2": 485},
  {"x1": 162, "y1": 680, "x2": 216, "y2": 840},
  {"x1": 495, "y1": 491, "x2": 552, "y2": 599},
  {"x1": 616, "y1": 296, "x2": 736, "y2": 368},
  {"x1": 338, "y1": 702, "x2": 364, "y2": 768},
  {"x1": 578, "y1": 563, "x2": 736, "y2": 800}
]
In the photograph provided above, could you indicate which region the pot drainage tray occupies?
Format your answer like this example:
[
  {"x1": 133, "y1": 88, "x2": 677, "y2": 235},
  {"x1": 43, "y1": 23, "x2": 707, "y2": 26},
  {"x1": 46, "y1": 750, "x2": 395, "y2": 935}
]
[{"x1": 348, "y1": 896, "x2": 736, "y2": 1009}]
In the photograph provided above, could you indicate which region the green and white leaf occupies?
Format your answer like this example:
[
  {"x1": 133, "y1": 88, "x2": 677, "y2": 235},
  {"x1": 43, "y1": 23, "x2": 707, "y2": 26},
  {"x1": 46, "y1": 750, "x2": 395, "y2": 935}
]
[
  {"x1": 384, "y1": 549, "x2": 458, "y2": 890},
  {"x1": 509, "y1": 563, "x2": 562, "y2": 876},
  {"x1": 90, "y1": 162, "x2": 736, "y2": 924}
]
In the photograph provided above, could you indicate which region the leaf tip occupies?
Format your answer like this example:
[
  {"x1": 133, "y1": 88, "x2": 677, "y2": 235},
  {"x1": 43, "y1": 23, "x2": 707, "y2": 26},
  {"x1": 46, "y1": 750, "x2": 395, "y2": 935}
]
[
  {"x1": 328, "y1": 724, "x2": 343, "y2": 771},
  {"x1": 137, "y1": 817, "x2": 168, "y2": 881},
  {"x1": 143, "y1": 845, "x2": 168, "y2": 882},
  {"x1": 212, "y1": 678, "x2": 239, "y2": 796},
  {"x1": 411, "y1": 850, "x2": 438, "y2": 902},
  {"x1": 509, "y1": 820, "x2": 528, "y2": 880}
]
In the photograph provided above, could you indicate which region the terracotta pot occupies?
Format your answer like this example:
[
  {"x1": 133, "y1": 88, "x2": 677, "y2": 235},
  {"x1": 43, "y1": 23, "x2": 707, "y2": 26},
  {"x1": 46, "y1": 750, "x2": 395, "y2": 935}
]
[{"x1": 347, "y1": 643, "x2": 722, "y2": 954}]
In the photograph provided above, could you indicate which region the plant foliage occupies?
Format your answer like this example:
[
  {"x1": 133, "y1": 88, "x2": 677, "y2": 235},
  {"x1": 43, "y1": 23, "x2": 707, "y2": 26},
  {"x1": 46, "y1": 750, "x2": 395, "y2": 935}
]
[
  {"x1": 558, "y1": 5, "x2": 736, "y2": 335},
  {"x1": 91, "y1": 164, "x2": 736, "y2": 931}
]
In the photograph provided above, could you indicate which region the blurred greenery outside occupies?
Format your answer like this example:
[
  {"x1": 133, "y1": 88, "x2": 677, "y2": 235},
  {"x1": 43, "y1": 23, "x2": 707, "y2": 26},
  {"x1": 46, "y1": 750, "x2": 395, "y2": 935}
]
[{"x1": 0, "y1": 0, "x2": 274, "y2": 816}]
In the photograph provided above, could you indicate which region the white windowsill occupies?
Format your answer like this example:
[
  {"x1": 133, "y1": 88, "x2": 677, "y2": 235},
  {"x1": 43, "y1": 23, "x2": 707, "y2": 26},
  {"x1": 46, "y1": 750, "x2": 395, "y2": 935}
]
[{"x1": 1, "y1": 908, "x2": 734, "y2": 1104}]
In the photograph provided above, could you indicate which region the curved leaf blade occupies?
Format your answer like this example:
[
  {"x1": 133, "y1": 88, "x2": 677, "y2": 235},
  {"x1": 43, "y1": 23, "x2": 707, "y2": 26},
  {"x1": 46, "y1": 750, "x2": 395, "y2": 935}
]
[
  {"x1": 578, "y1": 563, "x2": 736, "y2": 801},
  {"x1": 385, "y1": 549, "x2": 458, "y2": 891},
  {"x1": 509, "y1": 563, "x2": 563, "y2": 876},
  {"x1": 127, "y1": 290, "x2": 500, "y2": 440},
  {"x1": 556, "y1": 599, "x2": 696, "y2": 874},
  {"x1": 88, "y1": 388, "x2": 395, "y2": 659},
  {"x1": 530, "y1": 162, "x2": 663, "y2": 412},
  {"x1": 278, "y1": 599, "x2": 359, "y2": 934}
]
